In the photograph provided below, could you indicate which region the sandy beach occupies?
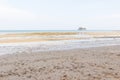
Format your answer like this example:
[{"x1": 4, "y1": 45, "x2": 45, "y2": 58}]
[
  {"x1": 0, "y1": 31, "x2": 120, "y2": 80},
  {"x1": 0, "y1": 31, "x2": 120, "y2": 43},
  {"x1": 84, "y1": 31, "x2": 120, "y2": 38},
  {"x1": 0, "y1": 45, "x2": 120, "y2": 80},
  {"x1": 1, "y1": 0, "x2": 120, "y2": 79}
]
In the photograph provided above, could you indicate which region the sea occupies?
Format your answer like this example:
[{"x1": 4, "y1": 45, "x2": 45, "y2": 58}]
[{"x1": 0, "y1": 30, "x2": 114, "y2": 33}]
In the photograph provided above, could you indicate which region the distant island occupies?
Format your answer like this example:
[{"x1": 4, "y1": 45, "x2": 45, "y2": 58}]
[{"x1": 78, "y1": 27, "x2": 87, "y2": 30}]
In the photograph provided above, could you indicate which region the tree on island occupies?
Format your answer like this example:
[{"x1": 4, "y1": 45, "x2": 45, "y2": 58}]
[{"x1": 78, "y1": 27, "x2": 86, "y2": 30}]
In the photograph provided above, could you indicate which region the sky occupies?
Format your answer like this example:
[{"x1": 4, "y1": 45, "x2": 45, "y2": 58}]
[{"x1": 0, "y1": 0, "x2": 120, "y2": 30}]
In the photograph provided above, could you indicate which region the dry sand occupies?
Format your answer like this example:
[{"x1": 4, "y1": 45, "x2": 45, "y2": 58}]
[{"x1": 0, "y1": 45, "x2": 120, "y2": 80}]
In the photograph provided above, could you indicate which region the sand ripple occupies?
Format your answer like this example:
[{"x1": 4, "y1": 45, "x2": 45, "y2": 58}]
[{"x1": 0, "y1": 46, "x2": 120, "y2": 80}]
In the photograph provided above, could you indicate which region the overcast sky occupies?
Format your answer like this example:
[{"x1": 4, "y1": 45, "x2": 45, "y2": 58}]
[{"x1": 0, "y1": 0, "x2": 120, "y2": 30}]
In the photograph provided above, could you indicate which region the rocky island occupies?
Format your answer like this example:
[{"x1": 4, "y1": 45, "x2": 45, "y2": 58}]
[{"x1": 78, "y1": 27, "x2": 86, "y2": 30}]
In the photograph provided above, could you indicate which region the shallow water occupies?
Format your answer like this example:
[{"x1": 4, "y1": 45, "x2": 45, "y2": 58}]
[
  {"x1": 0, "y1": 38, "x2": 120, "y2": 55},
  {"x1": 0, "y1": 31, "x2": 120, "y2": 55}
]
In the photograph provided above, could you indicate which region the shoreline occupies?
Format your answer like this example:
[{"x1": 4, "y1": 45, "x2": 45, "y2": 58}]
[
  {"x1": 0, "y1": 31, "x2": 120, "y2": 43},
  {"x1": 0, "y1": 38, "x2": 120, "y2": 56},
  {"x1": 0, "y1": 45, "x2": 120, "y2": 80}
]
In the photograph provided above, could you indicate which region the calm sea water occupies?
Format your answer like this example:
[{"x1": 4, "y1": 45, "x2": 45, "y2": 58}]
[{"x1": 0, "y1": 30, "x2": 114, "y2": 33}]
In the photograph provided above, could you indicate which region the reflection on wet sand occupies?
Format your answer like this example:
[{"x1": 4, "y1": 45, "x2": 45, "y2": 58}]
[{"x1": 0, "y1": 31, "x2": 120, "y2": 43}]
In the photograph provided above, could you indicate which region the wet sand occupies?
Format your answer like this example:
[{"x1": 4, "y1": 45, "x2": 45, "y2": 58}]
[
  {"x1": 0, "y1": 32, "x2": 79, "y2": 43},
  {"x1": 0, "y1": 45, "x2": 120, "y2": 80},
  {"x1": 0, "y1": 31, "x2": 120, "y2": 43},
  {"x1": 84, "y1": 31, "x2": 120, "y2": 38}
]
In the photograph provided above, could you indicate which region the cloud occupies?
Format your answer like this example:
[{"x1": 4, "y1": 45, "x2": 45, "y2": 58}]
[
  {"x1": 0, "y1": 1, "x2": 37, "y2": 23},
  {"x1": 0, "y1": 0, "x2": 7, "y2": 4},
  {"x1": 93, "y1": 14, "x2": 120, "y2": 20},
  {"x1": 84, "y1": 14, "x2": 120, "y2": 30}
]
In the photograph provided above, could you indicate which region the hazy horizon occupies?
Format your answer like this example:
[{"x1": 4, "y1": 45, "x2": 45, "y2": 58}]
[{"x1": 0, "y1": 0, "x2": 120, "y2": 30}]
